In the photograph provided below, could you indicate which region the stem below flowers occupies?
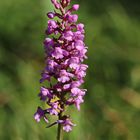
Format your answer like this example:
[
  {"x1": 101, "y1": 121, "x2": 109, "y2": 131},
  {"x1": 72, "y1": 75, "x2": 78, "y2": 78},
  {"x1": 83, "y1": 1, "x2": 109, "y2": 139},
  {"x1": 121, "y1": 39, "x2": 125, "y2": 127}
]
[{"x1": 57, "y1": 112, "x2": 63, "y2": 140}]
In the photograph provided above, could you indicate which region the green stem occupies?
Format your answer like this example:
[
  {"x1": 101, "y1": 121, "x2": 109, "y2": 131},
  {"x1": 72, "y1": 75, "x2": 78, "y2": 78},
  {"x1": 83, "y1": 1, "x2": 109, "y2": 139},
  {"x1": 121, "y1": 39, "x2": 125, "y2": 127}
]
[{"x1": 57, "y1": 112, "x2": 63, "y2": 140}]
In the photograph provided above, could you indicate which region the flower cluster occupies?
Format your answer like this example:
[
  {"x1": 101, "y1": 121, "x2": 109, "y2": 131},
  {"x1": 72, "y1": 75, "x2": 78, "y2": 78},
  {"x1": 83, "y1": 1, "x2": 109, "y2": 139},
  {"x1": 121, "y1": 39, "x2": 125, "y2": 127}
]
[{"x1": 34, "y1": 0, "x2": 88, "y2": 132}]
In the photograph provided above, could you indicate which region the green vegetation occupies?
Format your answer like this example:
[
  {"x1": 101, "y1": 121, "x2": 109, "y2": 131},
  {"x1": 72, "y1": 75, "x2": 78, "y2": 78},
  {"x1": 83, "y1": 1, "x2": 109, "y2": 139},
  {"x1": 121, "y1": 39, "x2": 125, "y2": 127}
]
[{"x1": 0, "y1": 0, "x2": 140, "y2": 140}]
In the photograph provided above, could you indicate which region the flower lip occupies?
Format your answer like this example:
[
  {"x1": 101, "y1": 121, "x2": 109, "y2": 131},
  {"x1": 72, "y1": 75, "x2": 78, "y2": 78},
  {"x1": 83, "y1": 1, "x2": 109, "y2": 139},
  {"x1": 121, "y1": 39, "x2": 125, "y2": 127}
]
[
  {"x1": 63, "y1": 31, "x2": 73, "y2": 41},
  {"x1": 39, "y1": 87, "x2": 53, "y2": 101},
  {"x1": 66, "y1": 14, "x2": 78, "y2": 23},
  {"x1": 48, "y1": 20, "x2": 58, "y2": 28},
  {"x1": 34, "y1": 107, "x2": 48, "y2": 123},
  {"x1": 71, "y1": 87, "x2": 86, "y2": 97},
  {"x1": 52, "y1": 47, "x2": 64, "y2": 59},
  {"x1": 47, "y1": 102, "x2": 62, "y2": 116},
  {"x1": 57, "y1": 118, "x2": 76, "y2": 132}
]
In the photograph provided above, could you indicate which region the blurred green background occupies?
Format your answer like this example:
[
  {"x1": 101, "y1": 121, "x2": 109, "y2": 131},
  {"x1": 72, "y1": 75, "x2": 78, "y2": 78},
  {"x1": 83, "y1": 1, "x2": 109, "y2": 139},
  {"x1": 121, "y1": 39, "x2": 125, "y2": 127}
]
[{"x1": 0, "y1": 0, "x2": 140, "y2": 140}]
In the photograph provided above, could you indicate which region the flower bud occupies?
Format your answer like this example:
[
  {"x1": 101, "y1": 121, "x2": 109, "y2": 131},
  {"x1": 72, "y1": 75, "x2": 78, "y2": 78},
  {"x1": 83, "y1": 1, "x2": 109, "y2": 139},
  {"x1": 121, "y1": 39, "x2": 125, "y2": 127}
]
[
  {"x1": 66, "y1": 0, "x2": 71, "y2": 4},
  {"x1": 51, "y1": 0, "x2": 60, "y2": 9},
  {"x1": 72, "y1": 4, "x2": 79, "y2": 11},
  {"x1": 47, "y1": 12, "x2": 55, "y2": 19}
]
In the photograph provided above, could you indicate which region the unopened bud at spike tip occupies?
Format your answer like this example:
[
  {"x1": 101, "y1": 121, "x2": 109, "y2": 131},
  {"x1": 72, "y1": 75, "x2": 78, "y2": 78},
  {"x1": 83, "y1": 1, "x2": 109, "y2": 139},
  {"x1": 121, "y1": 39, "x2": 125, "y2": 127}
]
[{"x1": 72, "y1": 4, "x2": 79, "y2": 11}]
